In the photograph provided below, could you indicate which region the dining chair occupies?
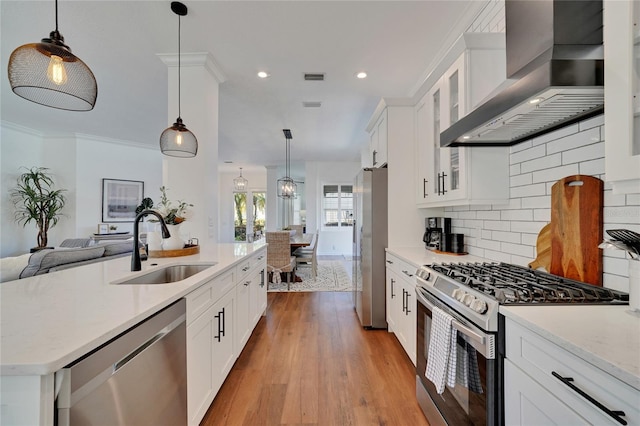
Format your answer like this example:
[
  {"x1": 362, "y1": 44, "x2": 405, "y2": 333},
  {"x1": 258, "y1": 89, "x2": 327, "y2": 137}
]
[
  {"x1": 294, "y1": 231, "x2": 319, "y2": 278},
  {"x1": 289, "y1": 224, "x2": 304, "y2": 236},
  {"x1": 265, "y1": 231, "x2": 296, "y2": 290}
]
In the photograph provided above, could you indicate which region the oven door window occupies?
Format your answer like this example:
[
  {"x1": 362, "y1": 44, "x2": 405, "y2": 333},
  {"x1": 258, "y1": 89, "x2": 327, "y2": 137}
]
[{"x1": 419, "y1": 308, "x2": 490, "y2": 426}]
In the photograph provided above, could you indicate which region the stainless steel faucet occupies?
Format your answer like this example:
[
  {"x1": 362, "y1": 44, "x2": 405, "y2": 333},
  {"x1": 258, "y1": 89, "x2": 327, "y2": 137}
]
[{"x1": 132, "y1": 210, "x2": 170, "y2": 271}]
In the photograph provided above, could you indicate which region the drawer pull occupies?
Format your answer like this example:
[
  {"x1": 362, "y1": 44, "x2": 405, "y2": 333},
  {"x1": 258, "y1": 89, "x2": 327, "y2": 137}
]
[
  {"x1": 386, "y1": 260, "x2": 393, "y2": 264},
  {"x1": 402, "y1": 270, "x2": 413, "y2": 277},
  {"x1": 551, "y1": 371, "x2": 627, "y2": 425}
]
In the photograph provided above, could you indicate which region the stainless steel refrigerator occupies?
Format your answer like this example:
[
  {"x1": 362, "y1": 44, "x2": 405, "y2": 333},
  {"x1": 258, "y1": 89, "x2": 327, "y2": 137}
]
[{"x1": 352, "y1": 167, "x2": 388, "y2": 329}]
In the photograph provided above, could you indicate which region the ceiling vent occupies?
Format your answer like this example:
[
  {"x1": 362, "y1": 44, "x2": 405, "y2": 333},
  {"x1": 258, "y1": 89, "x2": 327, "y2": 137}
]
[
  {"x1": 302, "y1": 101, "x2": 322, "y2": 108},
  {"x1": 304, "y1": 73, "x2": 325, "y2": 81}
]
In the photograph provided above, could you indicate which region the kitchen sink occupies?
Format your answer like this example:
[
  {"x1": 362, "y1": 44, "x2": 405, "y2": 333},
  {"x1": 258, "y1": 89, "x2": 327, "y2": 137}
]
[{"x1": 114, "y1": 263, "x2": 216, "y2": 285}]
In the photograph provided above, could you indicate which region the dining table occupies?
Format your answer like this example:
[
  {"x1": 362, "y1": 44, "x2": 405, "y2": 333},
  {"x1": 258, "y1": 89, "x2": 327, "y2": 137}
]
[{"x1": 289, "y1": 233, "x2": 313, "y2": 250}]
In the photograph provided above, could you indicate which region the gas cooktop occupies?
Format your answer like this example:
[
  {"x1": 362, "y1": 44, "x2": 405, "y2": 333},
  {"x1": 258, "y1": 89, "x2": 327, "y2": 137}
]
[
  {"x1": 415, "y1": 261, "x2": 629, "y2": 333},
  {"x1": 424, "y1": 262, "x2": 629, "y2": 305}
]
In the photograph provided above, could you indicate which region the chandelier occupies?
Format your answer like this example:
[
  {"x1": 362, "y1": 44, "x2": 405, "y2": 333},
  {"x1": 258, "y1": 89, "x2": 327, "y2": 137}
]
[
  {"x1": 277, "y1": 129, "x2": 297, "y2": 199},
  {"x1": 233, "y1": 167, "x2": 248, "y2": 191}
]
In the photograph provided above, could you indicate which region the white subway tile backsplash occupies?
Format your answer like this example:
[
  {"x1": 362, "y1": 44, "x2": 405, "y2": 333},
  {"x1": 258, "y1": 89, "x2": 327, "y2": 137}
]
[
  {"x1": 500, "y1": 242, "x2": 534, "y2": 258},
  {"x1": 520, "y1": 153, "x2": 562, "y2": 174},
  {"x1": 511, "y1": 255, "x2": 533, "y2": 267},
  {"x1": 603, "y1": 273, "x2": 629, "y2": 293},
  {"x1": 626, "y1": 193, "x2": 640, "y2": 205},
  {"x1": 457, "y1": 210, "x2": 477, "y2": 220},
  {"x1": 483, "y1": 220, "x2": 510, "y2": 231},
  {"x1": 501, "y1": 209, "x2": 533, "y2": 221},
  {"x1": 533, "y1": 209, "x2": 551, "y2": 222},
  {"x1": 603, "y1": 256, "x2": 633, "y2": 276},
  {"x1": 603, "y1": 206, "x2": 640, "y2": 224},
  {"x1": 484, "y1": 249, "x2": 511, "y2": 263},
  {"x1": 478, "y1": 238, "x2": 501, "y2": 251},
  {"x1": 532, "y1": 123, "x2": 579, "y2": 145},
  {"x1": 462, "y1": 219, "x2": 483, "y2": 229},
  {"x1": 578, "y1": 158, "x2": 605, "y2": 176},
  {"x1": 521, "y1": 195, "x2": 551, "y2": 209},
  {"x1": 510, "y1": 183, "x2": 546, "y2": 198},
  {"x1": 510, "y1": 220, "x2": 545, "y2": 234},
  {"x1": 604, "y1": 190, "x2": 628, "y2": 207},
  {"x1": 511, "y1": 144, "x2": 546, "y2": 164},
  {"x1": 531, "y1": 164, "x2": 580, "y2": 183},
  {"x1": 477, "y1": 210, "x2": 501, "y2": 220},
  {"x1": 561, "y1": 142, "x2": 605, "y2": 165},
  {"x1": 547, "y1": 127, "x2": 600, "y2": 154},
  {"x1": 491, "y1": 230, "x2": 521, "y2": 244},
  {"x1": 578, "y1": 114, "x2": 604, "y2": 130},
  {"x1": 510, "y1": 173, "x2": 533, "y2": 187},
  {"x1": 521, "y1": 233, "x2": 539, "y2": 246},
  {"x1": 511, "y1": 139, "x2": 533, "y2": 153},
  {"x1": 510, "y1": 164, "x2": 521, "y2": 176}
]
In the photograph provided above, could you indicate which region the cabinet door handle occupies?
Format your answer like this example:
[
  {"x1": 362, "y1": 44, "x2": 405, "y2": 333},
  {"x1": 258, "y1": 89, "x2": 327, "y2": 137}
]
[
  {"x1": 423, "y1": 178, "x2": 428, "y2": 198},
  {"x1": 260, "y1": 269, "x2": 265, "y2": 287},
  {"x1": 405, "y1": 292, "x2": 411, "y2": 315},
  {"x1": 214, "y1": 309, "x2": 223, "y2": 342},
  {"x1": 438, "y1": 172, "x2": 448, "y2": 195},
  {"x1": 551, "y1": 371, "x2": 627, "y2": 425},
  {"x1": 220, "y1": 307, "x2": 226, "y2": 338},
  {"x1": 402, "y1": 289, "x2": 407, "y2": 313},
  {"x1": 373, "y1": 150, "x2": 377, "y2": 166},
  {"x1": 390, "y1": 278, "x2": 396, "y2": 299}
]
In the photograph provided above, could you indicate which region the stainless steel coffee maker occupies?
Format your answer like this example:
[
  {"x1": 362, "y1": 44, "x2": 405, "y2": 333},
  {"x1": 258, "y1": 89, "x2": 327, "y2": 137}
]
[{"x1": 423, "y1": 217, "x2": 451, "y2": 251}]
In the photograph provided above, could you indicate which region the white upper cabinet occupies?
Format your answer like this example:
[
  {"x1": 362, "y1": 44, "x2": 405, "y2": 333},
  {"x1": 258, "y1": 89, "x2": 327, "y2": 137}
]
[
  {"x1": 415, "y1": 33, "x2": 510, "y2": 208},
  {"x1": 604, "y1": 0, "x2": 640, "y2": 194},
  {"x1": 368, "y1": 108, "x2": 388, "y2": 168}
]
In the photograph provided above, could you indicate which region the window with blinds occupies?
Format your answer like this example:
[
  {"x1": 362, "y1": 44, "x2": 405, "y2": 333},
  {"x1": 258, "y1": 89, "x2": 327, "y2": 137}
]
[{"x1": 323, "y1": 184, "x2": 353, "y2": 227}]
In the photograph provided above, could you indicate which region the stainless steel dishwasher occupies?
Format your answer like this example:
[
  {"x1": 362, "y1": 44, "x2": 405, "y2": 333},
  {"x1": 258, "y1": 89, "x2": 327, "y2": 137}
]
[{"x1": 55, "y1": 299, "x2": 187, "y2": 425}]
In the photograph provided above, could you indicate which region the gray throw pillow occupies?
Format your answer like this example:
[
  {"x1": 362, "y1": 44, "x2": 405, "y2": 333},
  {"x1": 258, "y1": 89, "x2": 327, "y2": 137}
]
[{"x1": 20, "y1": 246, "x2": 106, "y2": 278}]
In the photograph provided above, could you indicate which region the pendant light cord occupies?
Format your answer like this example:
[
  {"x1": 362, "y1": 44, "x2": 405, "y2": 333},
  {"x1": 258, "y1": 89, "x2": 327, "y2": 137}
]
[
  {"x1": 54, "y1": 0, "x2": 59, "y2": 31},
  {"x1": 177, "y1": 13, "x2": 182, "y2": 119}
]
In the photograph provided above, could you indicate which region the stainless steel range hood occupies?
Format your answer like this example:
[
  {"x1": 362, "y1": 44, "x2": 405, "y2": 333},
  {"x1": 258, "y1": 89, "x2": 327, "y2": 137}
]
[{"x1": 441, "y1": 0, "x2": 604, "y2": 147}]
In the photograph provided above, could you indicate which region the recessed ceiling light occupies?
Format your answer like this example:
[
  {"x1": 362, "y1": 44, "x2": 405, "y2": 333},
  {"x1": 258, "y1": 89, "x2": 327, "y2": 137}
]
[
  {"x1": 462, "y1": 135, "x2": 471, "y2": 140},
  {"x1": 257, "y1": 71, "x2": 270, "y2": 79},
  {"x1": 356, "y1": 72, "x2": 367, "y2": 79}
]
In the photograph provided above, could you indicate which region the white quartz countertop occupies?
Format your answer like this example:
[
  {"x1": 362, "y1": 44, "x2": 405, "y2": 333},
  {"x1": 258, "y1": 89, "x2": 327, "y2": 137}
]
[
  {"x1": 388, "y1": 246, "x2": 640, "y2": 390},
  {"x1": 0, "y1": 242, "x2": 266, "y2": 376},
  {"x1": 501, "y1": 305, "x2": 640, "y2": 391}
]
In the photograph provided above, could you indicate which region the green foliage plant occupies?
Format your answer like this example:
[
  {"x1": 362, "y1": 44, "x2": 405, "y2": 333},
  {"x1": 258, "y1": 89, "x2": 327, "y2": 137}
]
[{"x1": 10, "y1": 167, "x2": 66, "y2": 248}]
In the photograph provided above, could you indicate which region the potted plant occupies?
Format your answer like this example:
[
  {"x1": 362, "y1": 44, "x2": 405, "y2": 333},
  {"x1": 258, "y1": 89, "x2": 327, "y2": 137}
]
[{"x1": 10, "y1": 167, "x2": 66, "y2": 251}]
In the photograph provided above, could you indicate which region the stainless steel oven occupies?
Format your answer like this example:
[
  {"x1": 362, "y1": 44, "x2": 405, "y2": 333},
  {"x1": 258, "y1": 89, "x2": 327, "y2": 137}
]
[
  {"x1": 416, "y1": 287, "x2": 499, "y2": 426},
  {"x1": 414, "y1": 261, "x2": 628, "y2": 426}
]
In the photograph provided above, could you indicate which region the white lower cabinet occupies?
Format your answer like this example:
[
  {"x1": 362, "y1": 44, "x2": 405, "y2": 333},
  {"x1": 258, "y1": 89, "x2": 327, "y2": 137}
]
[
  {"x1": 385, "y1": 254, "x2": 417, "y2": 365},
  {"x1": 504, "y1": 318, "x2": 639, "y2": 426},
  {"x1": 186, "y1": 248, "x2": 267, "y2": 426}
]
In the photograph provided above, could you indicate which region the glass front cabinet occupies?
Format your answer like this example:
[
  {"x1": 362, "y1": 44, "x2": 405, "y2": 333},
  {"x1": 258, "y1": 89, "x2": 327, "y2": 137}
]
[
  {"x1": 604, "y1": 0, "x2": 640, "y2": 194},
  {"x1": 415, "y1": 33, "x2": 510, "y2": 208}
]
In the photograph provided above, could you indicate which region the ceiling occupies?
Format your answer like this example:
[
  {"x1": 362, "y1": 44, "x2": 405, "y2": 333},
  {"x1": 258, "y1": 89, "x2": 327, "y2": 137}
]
[{"x1": 1, "y1": 1, "x2": 479, "y2": 173}]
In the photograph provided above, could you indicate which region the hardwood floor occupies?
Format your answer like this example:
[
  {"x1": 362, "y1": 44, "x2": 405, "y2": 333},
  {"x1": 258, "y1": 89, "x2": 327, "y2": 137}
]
[{"x1": 200, "y1": 291, "x2": 430, "y2": 426}]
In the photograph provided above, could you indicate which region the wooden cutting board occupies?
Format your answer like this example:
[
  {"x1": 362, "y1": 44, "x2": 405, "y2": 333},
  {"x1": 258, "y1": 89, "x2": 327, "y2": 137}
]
[
  {"x1": 549, "y1": 175, "x2": 603, "y2": 286},
  {"x1": 528, "y1": 223, "x2": 551, "y2": 271}
]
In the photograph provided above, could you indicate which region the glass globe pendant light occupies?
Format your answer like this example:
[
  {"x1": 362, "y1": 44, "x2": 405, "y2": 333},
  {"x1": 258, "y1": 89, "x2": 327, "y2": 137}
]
[
  {"x1": 234, "y1": 167, "x2": 248, "y2": 191},
  {"x1": 277, "y1": 129, "x2": 297, "y2": 199},
  {"x1": 7, "y1": 0, "x2": 98, "y2": 111},
  {"x1": 160, "y1": 1, "x2": 198, "y2": 158}
]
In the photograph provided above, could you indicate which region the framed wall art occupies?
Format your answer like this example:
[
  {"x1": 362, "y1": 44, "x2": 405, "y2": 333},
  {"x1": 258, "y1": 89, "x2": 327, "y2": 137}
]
[{"x1": 102, "y1": 178, "x2": 144, "y2": 222}]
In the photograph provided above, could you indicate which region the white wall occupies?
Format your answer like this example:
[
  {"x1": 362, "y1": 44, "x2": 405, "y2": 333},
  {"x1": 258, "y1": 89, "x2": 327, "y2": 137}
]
[
  {"x1": 1, "y1": 123, "x2": 162, "y2": 256},
  {"x1": 446, "y1": 115, "x2": 640, "y2": 293},
  {"x1": 305, "y1": 161, "x2": 361, "y2": 256},
  {"x1": 218, "y1": 168, "x2": 267, "y2": 243}
]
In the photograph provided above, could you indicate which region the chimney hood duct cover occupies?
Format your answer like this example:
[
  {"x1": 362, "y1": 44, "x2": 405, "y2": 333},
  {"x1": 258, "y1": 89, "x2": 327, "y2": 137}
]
[{"x1": 441, "y1": 0, "x2": 604, "y2": 147}]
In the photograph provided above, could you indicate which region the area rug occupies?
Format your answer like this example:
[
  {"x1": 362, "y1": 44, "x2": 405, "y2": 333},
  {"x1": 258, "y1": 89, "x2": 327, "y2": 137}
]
[{"x1": 267, "y1": 260, "x2": 352, "y2": 292}]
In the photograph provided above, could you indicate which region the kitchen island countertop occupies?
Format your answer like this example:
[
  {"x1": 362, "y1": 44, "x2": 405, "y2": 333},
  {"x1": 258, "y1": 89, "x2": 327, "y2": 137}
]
[
  {"x1": 0, "y1": 241, "x2": 266, "y2": 376},
  {"x1": 387, "y1": 246, "x2": 640, "y2": 391}
]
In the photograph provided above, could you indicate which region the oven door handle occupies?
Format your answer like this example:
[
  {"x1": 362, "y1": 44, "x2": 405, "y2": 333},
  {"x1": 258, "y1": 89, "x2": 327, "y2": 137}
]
[{"x1": 416, "y1": 288, "x2": 486, "y2": 346}]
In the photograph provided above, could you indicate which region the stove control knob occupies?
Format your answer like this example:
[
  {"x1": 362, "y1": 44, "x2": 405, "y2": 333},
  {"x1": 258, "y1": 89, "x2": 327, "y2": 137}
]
[
  {"x1": 463, "y1": 294, "x2": 475, "y2": 307},
  {"x1": 452, "y1": 289, "x2": 465, "y2": 301},
  {"x1": 471, "y1": 299, "x2": 488, "y2": 314}
]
